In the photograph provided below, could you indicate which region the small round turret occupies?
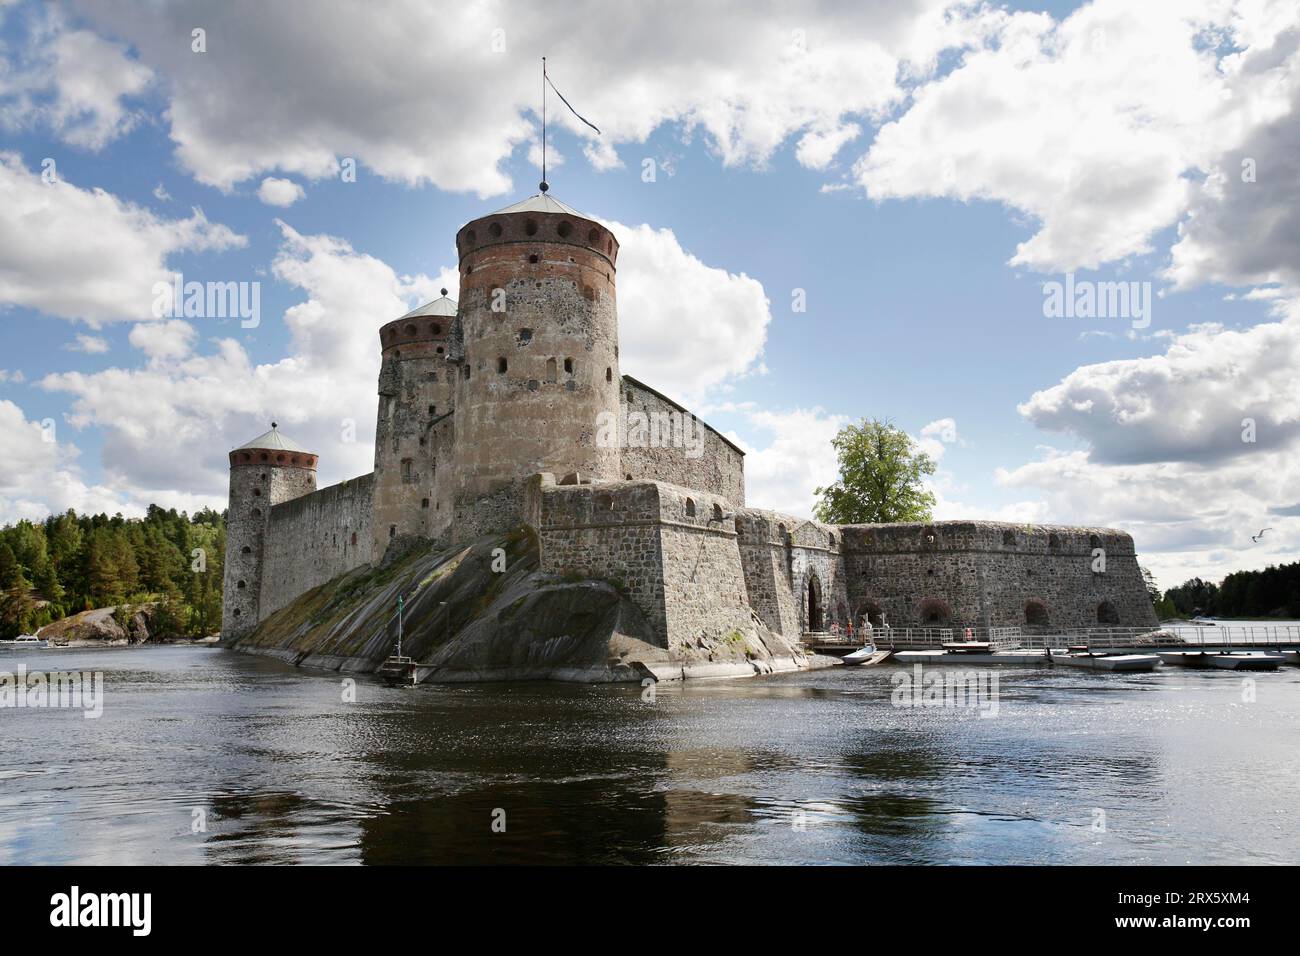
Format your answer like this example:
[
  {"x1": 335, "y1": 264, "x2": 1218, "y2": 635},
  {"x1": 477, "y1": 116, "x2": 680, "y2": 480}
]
[{"x1": 221, "y1": 424, "x2": 317, "y2": 635}]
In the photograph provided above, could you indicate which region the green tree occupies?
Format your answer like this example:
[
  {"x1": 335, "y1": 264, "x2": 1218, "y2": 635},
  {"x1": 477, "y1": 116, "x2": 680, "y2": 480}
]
[
  {"x1": 0, "y1": 543, "x2": 22, "y2": 590},
  {"x1": 813, "y1": 418, "x2": 937, "y2": 524}
]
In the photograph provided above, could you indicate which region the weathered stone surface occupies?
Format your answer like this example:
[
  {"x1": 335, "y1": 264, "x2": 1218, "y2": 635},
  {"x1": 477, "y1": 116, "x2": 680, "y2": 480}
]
[{"x1": 225, "y1": 528, "x2": 801, "y2": 683}]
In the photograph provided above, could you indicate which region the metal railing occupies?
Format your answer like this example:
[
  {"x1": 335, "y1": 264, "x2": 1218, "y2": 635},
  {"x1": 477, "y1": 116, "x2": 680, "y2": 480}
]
[{"x1": 803, "y1": 623, "x2": 1300, "y2": 651}]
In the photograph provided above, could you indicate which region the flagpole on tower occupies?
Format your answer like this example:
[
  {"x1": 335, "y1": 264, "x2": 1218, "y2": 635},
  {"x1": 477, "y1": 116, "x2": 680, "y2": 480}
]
[{"x1": 540, "y1": 56, "x2": 548, "y2": 193}]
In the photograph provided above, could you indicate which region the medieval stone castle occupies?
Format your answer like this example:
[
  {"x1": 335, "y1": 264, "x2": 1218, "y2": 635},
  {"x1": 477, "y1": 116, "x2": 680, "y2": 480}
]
[{"x1": 221, "y1": 193, "x2": 1157, "y2": 656}]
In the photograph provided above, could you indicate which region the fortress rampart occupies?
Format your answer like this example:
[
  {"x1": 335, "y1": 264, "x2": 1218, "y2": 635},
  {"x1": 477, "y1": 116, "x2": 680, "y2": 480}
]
[{"x1": 259, "y1": 473, "x2": 375, "y2": 619}]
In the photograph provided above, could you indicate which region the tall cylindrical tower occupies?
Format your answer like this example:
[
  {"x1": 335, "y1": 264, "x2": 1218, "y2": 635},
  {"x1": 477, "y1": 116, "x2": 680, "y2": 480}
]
[
  {"x1": 452, "y1": 194, "x2": 621, "y2": 539},
  {"x1": 221, "y1": 424, "x2": 318, "y2": 636},
  {"x1": 372, "y1": 291, "x2": 459, "y2": 559}
]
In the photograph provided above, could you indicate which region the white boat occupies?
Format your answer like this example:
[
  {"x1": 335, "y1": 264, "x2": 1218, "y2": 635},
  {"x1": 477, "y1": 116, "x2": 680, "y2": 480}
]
[
  {"x1": 0, "y1": 635, "x2": 50, "y2": 649},
  {"x1": 1051, "y1": 650, "x2": 1161, "y2": 672},
  {"x1": 1207, "y1": 652, "x2": 1283, "y2": 671},
  {"x1": 841, "y1": 644, "x2": 892, "y2": 666},
  {"x1": 1158, "y1": 650, "x2": 1214, "y2": 668}
]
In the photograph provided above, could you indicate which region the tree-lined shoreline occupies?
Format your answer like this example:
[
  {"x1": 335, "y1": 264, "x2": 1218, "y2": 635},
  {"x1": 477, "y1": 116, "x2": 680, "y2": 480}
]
[{"x1": 0, "y1": 506, "x2": 226, "y2": 640}]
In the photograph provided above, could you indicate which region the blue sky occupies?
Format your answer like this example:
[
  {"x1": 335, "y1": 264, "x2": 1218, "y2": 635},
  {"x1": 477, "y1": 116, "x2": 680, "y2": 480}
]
[{"x1": 2, "y1": 0, "x2": 1298, "y2": 590}]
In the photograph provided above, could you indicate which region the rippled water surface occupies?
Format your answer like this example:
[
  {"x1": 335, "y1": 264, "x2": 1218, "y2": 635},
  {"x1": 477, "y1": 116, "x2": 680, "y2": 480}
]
[{"x1": 2, "y1": 646, "x2": 1298, "y2": 864}]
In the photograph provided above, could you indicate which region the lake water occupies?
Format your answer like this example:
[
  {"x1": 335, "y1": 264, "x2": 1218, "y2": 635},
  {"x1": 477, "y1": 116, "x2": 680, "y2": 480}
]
[{"x1": 2, "y1": 645, "x2": 1298, "y2": 865}]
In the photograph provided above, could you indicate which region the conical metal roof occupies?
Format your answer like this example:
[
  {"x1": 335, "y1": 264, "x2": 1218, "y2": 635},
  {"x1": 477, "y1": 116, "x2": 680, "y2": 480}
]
[
  {"x1": 236, "y1": 423, "x2": 308, "y2": 452},
  {"x1": 399, "y1": 290, "x2": 457, "y2": 320},
  {"x1": 488, "y1": 193, "x2": 590, "y2": 219}
]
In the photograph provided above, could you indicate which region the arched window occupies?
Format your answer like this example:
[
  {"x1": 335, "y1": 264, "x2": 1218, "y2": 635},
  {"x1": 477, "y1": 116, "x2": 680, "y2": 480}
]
[
  {"x1": 545, "y1": 358, "x2": 557, "y2": 383},
  {"x1": 236, "y1": 580, "x2": 246, "y2": 590},
  {"x1": 685, "y1": 498, "x2": 696, "y2": 517},
  {"x1": 1097, "y1": 601, "x2": 1120, "y2": 624},
  {"x1": 497, "y1": 356, "x2": 507, "y2": 374},
  {"x1": 564, "y1": 357, "x2": 574, "y2": 375},
  {"x1": 241, "y1": 546, "x2": 251, "y2": 555},
  {"x1": 712, "y1": 503, "x2": 723, "y2": 521},
  {"x1": 1048, "y1": 533, "x2": 1061, "y2": 551}
]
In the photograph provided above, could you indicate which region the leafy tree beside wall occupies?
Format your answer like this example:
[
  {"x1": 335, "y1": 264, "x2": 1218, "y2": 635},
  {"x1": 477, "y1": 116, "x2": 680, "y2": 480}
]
[{"x1": 813, "y1": 419, "x2": 937, "y2": 525}]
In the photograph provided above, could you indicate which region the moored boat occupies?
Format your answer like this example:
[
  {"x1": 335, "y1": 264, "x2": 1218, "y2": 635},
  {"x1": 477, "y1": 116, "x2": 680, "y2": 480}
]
[
  {"x1": 0, "y1": 635, "x2": 50, "y2": 649},
  {"x1": 1157, "y1": 650, "x2": 1213, "y2": 668},
  {"x1": 1050, "y1": 649, "x2": 1161, "y2": 672},
  {"x1": 841, "y1": 644, "x2": 891, "y2": 666},
  {"x1": 1206, "y1": 652, "x2": 1283, "y2": 671}
]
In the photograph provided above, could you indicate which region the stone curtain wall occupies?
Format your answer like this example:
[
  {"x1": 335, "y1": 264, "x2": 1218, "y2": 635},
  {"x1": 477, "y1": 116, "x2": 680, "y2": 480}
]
[
  {"x1": 653, "y1": 483, "x2": 753, "y2": 652},
  {"x1": 734, "y1": 509, "x2": 851, "y2": 637},
  {"x1": 787, "y1": 520, "x2": 851, "y2": 632},
  {"x1": 841, "y1": 521, "x2": 1159, "y2": 628},
  {"x1": 260, "y1": 474, "x2": 375, "y2": 619},
  {"x1": 530, "y1": 476, "x2": 669, "y2": 642},
  {"x1": 620, "y1": 376, "x2": 745, "y2": 506},
  {"x1": 530, "y1": 475, "x2": 753, "y2": 651}
]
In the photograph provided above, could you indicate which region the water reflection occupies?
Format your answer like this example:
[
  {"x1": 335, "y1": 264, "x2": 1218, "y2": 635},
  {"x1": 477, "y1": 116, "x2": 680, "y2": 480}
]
[{"x1": 1, "y1": 646, "x2": 1298, "y2": 864}]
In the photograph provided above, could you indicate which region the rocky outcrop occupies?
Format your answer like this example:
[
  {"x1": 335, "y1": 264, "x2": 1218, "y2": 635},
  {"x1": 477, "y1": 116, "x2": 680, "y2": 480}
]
[
  {"x1": 40, "y1": 605, "x2": 158, "y2": 646},
  {"x1": 225, "y1": 527, "x2": 817, "y2": 683}
]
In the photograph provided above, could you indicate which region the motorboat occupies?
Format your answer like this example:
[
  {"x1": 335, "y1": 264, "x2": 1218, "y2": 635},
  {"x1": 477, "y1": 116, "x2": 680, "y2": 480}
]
[{"x1": 0, "y1": 635, "x2": 50, "y2": 649}]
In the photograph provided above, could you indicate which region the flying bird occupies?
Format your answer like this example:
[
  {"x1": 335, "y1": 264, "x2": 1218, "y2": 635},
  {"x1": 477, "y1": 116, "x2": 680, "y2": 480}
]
[{"x1": 1251, "y1": 528, "x2": 1272, "y2": 543}]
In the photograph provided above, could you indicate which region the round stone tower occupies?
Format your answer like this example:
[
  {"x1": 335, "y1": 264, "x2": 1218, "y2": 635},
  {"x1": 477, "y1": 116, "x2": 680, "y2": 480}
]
[
  {"x1": 451, "y1": 193, "x2": 621, "y2": 539},
  {"x1": 372, "y1": 291, "x2": 459, "y2": 559},
  {"x1": 221, "y1": 424, "x2": 318, "y2": 636}
]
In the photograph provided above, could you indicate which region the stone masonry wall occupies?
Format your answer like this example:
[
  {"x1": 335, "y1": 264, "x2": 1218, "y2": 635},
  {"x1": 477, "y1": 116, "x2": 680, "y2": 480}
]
[
  {"x1": 452, "y1": 209, "x2": 622, "y2": 536},
  {"x1": 620, "y1": 376, "x2": 745, "y2": 506},
  {"x1": 529, "y1": 475, "x2": 668, "y2": 643},
  {"x1": 371, "y1": 332, "x2": 457, "y2": 560},
  {"x1": 735, "y1": 509, "x2": 850, "y2": 637},
  {"x1": 840, "y1": 521, "x2": 1158, "y2": 629},
  {"x1": 260, "y1": 473, "x2": 375, "y2": 619},
  {"x1": 529, "y1": 475, "x2": 752, "y2": 651}
]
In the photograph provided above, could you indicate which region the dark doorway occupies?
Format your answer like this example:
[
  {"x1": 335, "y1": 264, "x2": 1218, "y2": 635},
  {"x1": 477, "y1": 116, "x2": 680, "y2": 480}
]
[{"x1": 807, "y1": 575, "x2": 824, "y2": 632}]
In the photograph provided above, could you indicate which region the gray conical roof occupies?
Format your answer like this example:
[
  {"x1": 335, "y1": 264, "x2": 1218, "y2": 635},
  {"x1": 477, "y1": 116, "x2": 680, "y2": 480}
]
[
  {"x1": 236, "y1": 424, "x2": 307, "y2": 452},
  {"x1": 489, "y1": 193, "x2": 590, "y2": 218},
  {"x1": 399, "y1": 291, "x2": 457, "y2": 320}
]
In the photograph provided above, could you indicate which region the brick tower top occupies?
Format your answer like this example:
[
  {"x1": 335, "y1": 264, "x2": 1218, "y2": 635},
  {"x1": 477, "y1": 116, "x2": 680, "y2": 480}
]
[
  {"x1": 228, "y1": 423, "x2": 318, "y2": 470},
  {"x1": 455, "y1": 193, "x2": 619, "y2": 271},
  {"x1": 378, "y1": 291, "x2": 456, "y2": 360}
]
